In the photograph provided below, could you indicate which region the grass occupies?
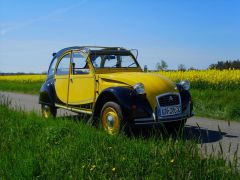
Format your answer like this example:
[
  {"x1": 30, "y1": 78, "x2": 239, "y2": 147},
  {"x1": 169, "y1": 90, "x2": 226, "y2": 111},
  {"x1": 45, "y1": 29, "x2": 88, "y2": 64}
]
[
  {"x1": 0, "y1": 80, "x2": 240, "y2": 121},
  {"x1": 0, "y1": 80, "x2": 42, "y2": 94},
  {"x1": 0, "y1": 104, "x2": 239, "y2": 179},
  {"x1": 191, "y1": 89, "x2": 240, "y2": 121}
]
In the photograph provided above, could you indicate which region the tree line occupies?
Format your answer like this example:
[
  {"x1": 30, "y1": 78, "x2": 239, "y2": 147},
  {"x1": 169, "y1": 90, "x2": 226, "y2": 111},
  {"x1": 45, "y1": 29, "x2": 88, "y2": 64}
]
[
  {"x1": 208, "y1": 60, "x2": 240, "y2": 70},
  {"x1": 151, "y1": 59, "x2": 240, "y2": 71}
]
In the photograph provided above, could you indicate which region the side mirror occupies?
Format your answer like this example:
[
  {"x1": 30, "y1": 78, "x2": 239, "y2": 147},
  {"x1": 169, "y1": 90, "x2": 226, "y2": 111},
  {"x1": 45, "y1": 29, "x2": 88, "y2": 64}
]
[
  {"x1": 144, "y1": 65, "x2": 148, "y2": 72},
  {"x1": 52, "y1": 52, "x2": 56, "y2": 57}
]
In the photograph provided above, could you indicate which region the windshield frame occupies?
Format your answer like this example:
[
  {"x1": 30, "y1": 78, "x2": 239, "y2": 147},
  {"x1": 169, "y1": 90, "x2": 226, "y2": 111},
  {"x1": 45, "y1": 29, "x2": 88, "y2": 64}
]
[{"x1": 89, "y1": 50, "x2": 141, "y2": 70}]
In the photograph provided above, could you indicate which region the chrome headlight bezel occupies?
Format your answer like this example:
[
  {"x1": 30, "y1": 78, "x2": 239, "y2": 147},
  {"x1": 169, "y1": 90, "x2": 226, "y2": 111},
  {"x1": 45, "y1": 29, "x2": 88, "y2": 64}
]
[
  {"x1": 133, "y1": 83, "x2": 145, "y2": 94},
  {"x1": 179, "y1": 80, "x2": 190, "y2": 90}
]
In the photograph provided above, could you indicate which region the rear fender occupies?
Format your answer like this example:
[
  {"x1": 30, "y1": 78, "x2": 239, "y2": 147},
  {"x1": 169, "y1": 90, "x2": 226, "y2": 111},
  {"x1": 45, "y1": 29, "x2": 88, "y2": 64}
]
[{"x1": 39, "y1": 78, "x2": 56, "y2": 107}]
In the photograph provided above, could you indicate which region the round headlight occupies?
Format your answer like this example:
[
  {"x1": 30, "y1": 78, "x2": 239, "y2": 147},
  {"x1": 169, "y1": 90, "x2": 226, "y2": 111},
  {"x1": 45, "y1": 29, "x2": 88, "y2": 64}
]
[
  {"x1": 133, "y1": 83, "x2": 145, "y2": 94},
  {"x1": 180, "y1": 80, "x2": 190, "y2": 90}
]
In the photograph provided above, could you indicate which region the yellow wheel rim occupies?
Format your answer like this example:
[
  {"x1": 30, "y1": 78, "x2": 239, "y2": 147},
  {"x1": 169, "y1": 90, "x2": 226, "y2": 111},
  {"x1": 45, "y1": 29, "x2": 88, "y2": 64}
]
[
  {"x1": 42, "y1": 105, "x2": 51, "y2": 118},
  {"x1": 102, "y1": 107, "x2": 120, "y2": 135}
]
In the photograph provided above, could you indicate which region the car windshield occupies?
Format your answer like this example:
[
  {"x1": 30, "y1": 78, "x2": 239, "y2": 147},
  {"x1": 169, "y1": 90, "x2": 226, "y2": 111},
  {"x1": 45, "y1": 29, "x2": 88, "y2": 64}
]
[{"x1": 90, "y1": 54, "x2": 138, "y2": 68}]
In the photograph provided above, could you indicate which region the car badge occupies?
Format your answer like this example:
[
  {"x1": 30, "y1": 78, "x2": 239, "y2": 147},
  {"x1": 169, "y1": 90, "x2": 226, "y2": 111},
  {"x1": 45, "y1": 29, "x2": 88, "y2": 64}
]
[{"x1": 169, "y1": 96, "x2": 173, "y2": 101}]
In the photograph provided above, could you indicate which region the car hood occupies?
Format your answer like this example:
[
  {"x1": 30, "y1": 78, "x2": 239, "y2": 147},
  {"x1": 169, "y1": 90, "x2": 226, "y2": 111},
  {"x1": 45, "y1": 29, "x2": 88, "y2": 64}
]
[{"x1": 98, "y1": 72, "x2": 178, "y2": 109}]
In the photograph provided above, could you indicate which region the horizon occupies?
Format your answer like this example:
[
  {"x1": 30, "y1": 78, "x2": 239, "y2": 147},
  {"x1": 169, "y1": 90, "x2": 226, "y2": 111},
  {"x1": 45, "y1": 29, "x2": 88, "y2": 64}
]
[{"x1": 0, "y1": 0, "x2": 240, "y2": 73}]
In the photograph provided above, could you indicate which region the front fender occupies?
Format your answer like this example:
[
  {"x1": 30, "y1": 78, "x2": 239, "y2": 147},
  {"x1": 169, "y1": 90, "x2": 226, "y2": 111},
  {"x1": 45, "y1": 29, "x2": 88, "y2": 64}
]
[{"x1": 94, "y1": 87, "x2": 153, "y2": 122}]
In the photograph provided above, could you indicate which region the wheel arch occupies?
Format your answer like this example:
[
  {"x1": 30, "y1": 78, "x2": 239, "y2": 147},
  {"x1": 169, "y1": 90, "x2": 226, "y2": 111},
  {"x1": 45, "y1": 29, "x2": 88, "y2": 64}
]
[
  {"x1": 93, "y1": 86, "x2": 153, "y2": 124},
  {"x1": 39, "y1": 79, "x2": 56, "y2": 107},
  {"x1": 93, "y1": 90, "x2": 120, "y2": 120}
]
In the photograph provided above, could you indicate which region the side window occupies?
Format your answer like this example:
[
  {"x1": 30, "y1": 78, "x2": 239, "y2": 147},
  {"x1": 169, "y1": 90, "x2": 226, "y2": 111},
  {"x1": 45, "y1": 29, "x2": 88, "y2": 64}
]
[
  {"x1": 72, "y1": 52, "x2": 89, "y2": 75},
  {"x1": 48, "y1": 57, "x2": 58, "y2": 76},
  {"x1": 56, "y1": 53, "x2": 71, "y2": 75}
]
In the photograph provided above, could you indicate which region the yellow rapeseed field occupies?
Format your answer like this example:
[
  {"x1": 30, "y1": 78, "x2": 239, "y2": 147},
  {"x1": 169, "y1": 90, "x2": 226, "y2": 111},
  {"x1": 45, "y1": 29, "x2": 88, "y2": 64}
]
[
  {"x1": 0, "y1": 70, "x2": 239, "y2": 89},
  {"x1": 156, "y1": 69, "x2": 240, "y2": 89},
  {"x1": 0, "y1": 74, "x2": 46, "y2": 82}
]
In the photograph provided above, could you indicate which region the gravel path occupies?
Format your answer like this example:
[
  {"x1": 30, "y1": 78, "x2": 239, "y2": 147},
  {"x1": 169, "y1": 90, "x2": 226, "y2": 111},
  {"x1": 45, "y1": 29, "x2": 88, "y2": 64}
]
[{"x1": 1, "y1": 91, "x2": 239, "y2": 164}]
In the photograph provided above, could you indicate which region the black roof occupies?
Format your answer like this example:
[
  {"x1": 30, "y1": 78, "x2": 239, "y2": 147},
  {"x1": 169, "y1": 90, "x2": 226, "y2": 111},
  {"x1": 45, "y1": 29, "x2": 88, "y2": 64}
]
[{"x1": 54, "y1": 46, "x2": 130, "y2": 58}]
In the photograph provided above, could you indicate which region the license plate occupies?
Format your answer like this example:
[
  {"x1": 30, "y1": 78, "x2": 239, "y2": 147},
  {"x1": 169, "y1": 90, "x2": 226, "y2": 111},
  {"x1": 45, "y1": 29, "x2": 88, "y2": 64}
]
[{"x1": 160, "y1": 105, "x2": 182, "y2": 116}]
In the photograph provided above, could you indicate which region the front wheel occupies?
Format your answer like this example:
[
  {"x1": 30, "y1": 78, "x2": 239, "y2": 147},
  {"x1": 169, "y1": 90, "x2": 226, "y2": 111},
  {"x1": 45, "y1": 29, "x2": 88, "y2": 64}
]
[
  {"x1": 41, "y1": 104, "x2": 57, "y2": 118},
  {"x1": 100, "y1": 102, "x2": 125, "y2": 135}
]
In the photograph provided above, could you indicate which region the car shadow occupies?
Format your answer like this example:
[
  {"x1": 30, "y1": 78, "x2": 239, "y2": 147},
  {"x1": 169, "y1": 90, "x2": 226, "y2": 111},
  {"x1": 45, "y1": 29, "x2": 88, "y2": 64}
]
[
  {"x1": 184, "y1": 124, "x2": 238, "y2": 144},
  {"x1": 184, "y1": 125, "x2": 225, "y2": 144},
  {"x1": 130, "y1": 124, "x2": 238, "y2": 144}
]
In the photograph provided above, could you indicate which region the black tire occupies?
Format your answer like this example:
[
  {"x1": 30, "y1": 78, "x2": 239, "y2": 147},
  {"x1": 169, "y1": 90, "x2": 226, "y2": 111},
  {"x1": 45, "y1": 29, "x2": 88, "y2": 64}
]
[
  {"x1": 100, "y1": 101, "x2": 127, "y2": 135},
  {"x1": 41, "y1": 104, "x2": 57, "y2": 118}
]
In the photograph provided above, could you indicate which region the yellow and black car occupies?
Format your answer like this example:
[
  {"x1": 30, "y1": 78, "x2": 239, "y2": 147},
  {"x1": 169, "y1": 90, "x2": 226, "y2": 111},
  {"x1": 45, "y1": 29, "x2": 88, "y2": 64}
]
[{"x1": 39, "y1": 46, "x2": 193, "y2": 134}]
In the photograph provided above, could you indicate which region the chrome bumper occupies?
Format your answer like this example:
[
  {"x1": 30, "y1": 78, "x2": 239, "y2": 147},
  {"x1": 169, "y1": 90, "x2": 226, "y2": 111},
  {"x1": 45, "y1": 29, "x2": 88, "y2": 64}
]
[{"x1": 134, "y1": 103, "x2": 193, "y2": 125}]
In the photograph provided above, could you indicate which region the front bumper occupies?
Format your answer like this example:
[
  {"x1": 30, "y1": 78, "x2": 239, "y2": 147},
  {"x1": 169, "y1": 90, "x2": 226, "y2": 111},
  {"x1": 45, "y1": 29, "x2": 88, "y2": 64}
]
[{"x1": 134, "y1": 103, "x2": 193, "y2": 125}]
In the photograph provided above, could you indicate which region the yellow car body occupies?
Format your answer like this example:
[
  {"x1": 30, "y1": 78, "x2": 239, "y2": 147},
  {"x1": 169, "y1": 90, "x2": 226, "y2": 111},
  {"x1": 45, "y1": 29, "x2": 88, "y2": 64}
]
[
  {"x1": 39, "y1": 46, "x2": 193, "y2": 134},
  {"x1": 97, "y1": 72, "x2": 178, "y2": 110}
]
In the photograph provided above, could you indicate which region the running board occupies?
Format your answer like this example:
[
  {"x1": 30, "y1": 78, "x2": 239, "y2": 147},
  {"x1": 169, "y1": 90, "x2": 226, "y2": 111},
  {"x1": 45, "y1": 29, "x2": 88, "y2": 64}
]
[{"x1": 55, "y1": 104, "x2": 92, "y2": 115}]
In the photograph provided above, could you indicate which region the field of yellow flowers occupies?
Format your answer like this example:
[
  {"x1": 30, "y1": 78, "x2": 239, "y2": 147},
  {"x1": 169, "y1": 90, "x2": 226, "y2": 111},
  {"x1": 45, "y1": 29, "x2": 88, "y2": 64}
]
[
  {"x1": 0, "y1": 70, "x2": 239, "y2": 90},
  {"x1": 157, "y1": 69, "x2": 240, "y2": 90},
  {"x1": 0, "y1": 74, "x2": 46, "y2": 82}
]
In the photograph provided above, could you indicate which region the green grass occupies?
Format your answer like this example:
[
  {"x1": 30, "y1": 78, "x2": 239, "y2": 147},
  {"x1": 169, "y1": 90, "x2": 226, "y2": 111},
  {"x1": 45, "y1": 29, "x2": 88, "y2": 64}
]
[
  {"x1": 191, "y1": 89, "x2": 240, "y2": 121},
  {"x1": 0, "y1": 105, "x2": 239, "y2": 179},
  {"x1": 0, "y1": 80, "x2": 42, "y2": 94},
  {"x1": 0, "y1": 80, "x2": 240, "y2": 121}
]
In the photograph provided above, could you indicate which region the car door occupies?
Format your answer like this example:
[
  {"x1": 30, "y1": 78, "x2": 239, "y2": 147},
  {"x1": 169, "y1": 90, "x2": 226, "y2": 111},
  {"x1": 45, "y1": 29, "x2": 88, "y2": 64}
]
[
  {"x1": 54, "y1": 52, "x2": 71, "y2": 105},
  {"x1": 68, "y1": 51, "x2": 95, "y2": 105}
]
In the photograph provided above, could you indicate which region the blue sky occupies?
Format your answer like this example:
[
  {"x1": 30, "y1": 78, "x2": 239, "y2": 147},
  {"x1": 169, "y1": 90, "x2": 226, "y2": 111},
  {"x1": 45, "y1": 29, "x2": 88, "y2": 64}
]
[{"x1": 0, "y1": 0, "x2": 240, "y2": 72}]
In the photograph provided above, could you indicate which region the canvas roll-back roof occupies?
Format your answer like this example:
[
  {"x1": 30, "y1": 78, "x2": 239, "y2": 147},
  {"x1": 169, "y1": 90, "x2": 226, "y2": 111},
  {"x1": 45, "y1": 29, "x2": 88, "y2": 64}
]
[{"x1": 54, "y1": 46, "x2": 130, "y2": 58}]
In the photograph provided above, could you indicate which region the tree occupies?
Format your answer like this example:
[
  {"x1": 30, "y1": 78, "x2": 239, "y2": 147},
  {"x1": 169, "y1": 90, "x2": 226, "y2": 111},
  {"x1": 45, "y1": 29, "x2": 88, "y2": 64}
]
[
  {"x1": 155, "y1": 60, "x2": 168, "y2": 71},
  {"x1": 178, "y1": 64, "x2": 186, "y2": 71},
  {"x1": 160, "y1": 60, "x2": 168, "y2": 70},
  {"x1": 188, "y1": 66, "x2": 197, "y2": 70},
  {"x1": 209, "y1": 60, "x2": 240, "y2": 70},
  {"x1": 155, "y1": 62, "x2": 161, "y2": 71}
]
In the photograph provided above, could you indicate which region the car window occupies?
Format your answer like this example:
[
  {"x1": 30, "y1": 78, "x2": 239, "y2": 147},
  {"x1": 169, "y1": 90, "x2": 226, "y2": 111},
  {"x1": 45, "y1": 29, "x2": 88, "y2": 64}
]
[
  {"x1": 121, "y1": 56, "x2": 137, "y2": 67},
  {"x1": 72, "y1": 52, "x2": 89, "y2": 75},
  {"x1": 48, "y1": 56, "x2": 58, "y2": 76},
  {"x1": 56, "y1": 53, "x2": 71, "y2": 75},
  {"x1": 103, "y1": 55, "x2": 118, "y2": 67},
  {"x1": 91, "y1": 54, "x2": 138, "y2": 68},
  {"x1": 92, "y1": 56, "x2": 101, "y2": 68}
]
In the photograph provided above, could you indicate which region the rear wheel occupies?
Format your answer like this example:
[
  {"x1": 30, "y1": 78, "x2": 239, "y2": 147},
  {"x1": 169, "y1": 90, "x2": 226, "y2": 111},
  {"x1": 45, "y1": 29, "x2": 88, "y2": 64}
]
[
  {"x1": 100, "y1": 102, "x2": 125, "y2": 135},
  {"x1": 41, "y1": 104, "x2": 57, "y2": 118}
]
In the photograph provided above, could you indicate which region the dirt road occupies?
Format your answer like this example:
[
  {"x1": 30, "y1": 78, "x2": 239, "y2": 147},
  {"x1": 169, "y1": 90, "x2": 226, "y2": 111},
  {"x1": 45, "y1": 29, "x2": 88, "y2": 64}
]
[{"x1": 1, "y1": 91, "x2": 239, "y2": 164}]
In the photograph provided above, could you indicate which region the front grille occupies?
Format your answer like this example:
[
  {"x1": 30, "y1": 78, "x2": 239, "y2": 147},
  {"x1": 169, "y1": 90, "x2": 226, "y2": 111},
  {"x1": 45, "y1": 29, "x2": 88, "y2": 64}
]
[{"x1": 157, "y1": 94, "x2": 180, "y2": 107}]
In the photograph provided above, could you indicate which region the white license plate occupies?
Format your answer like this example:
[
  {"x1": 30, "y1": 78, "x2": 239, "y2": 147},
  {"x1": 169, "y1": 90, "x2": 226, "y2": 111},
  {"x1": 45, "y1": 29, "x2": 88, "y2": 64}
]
[{"x1": 160, "y1": 105, "x2": 182, "y2": 116}]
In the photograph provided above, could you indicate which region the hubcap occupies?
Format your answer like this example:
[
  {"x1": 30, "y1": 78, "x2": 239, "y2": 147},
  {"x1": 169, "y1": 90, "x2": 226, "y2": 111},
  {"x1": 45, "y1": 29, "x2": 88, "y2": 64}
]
[
  {"x1": 107, "y1": 114, "x2": 114, "y2": 128},
  {"x1": 42, "y1": 105, "x2": 51, "y2": 118},
  {"x1": 102, "y1": 107, "x2": 120, "y2": 135}
]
